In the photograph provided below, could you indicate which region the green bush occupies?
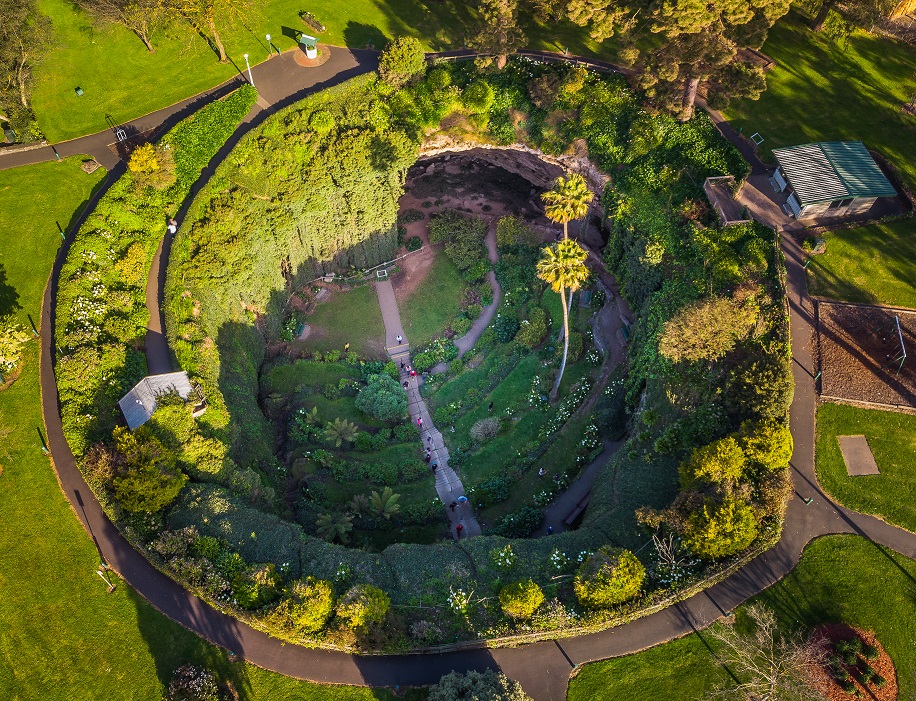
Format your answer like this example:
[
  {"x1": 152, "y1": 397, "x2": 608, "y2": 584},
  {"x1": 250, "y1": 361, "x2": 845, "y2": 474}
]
[
  {"x1": 463, "y1": 80, "x2": 495, "y2": 114},
  {"x1": 427, "y1": 210, "x2": 487, "y2": 270},
  {"x1": 429, "y1": 670, "x2": 532, "y2": 701},
  {"x1": 573, "y1": 547, "x2": 645, "y2": 608},
  {"x1": 740, "y1": 419, "x2": 793, "y2": 472},
  {"x1": 565, "y1": 331, "x2": 583, "y2": 362},
  {"x1": 490, "y1": 506, "x2": 543, "y2": 538},
  {"x1": 406, "y1": 236, "x2": 423, "y2": 251},
  {"x1": 679, "y1": 436, "x2": 746, "y2": 488},
  {"x1": 683, "y1": 496, "x2": 759, "y2": 560},
  {"x1": 495, "y1": 313, "x2": 520, "y2": 343},
  {"x1": 110, "y1": 427, "x2": 187, "y2": 513},
  {"x1": 231, "y1": 562, "x2": 282, "y2": 610},
  {"x1": 515, "y1": 307, "x2": 547, "y2": 348},
  {"x1": 356, "y1": 373, "x2": 407, "y2": 422},
  {"x1": 271, "y1": 577, "x2": 334, "y2": 632},
  {"x1": 336, "y1": 584, "x2": 390, "y2": 630},
  {"x1": 378, "y1": 37, "x2": 426, "y2": 88},
  {"x1": 450, "y1": 316, "x2": 472, "y2": 337},
  {"x1": 498, "y1": 579, "x2": 545, "y2": 620}
]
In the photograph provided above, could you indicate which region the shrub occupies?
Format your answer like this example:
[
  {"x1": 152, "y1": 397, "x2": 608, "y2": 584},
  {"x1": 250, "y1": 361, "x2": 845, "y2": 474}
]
[
  {"x1": 427, "y1": 211, "x2": 487, "y2": 270},
  {"x1": 378, "y1": 37, "x2": 426, "y2": 87},
  {"x1": 727, "y1": 352, "x2": 793, "y2": 421},
  {"x1": 232, "y1": 563, "x2": 282, "y2": 610},
  {"x1": 740, "y1": 419, "x2": 792, "y2": 472},
  {"x1": 450, "y1": 316, "x2": 472, "y2": 337},
  {"x1": 566, "y1": 331, "x2": 583, "y2": 362},
  {"x1": 0, "y1": 323, "x2": 30, "y2": 375},
  {"x1": 463, "y1": 80, "x2": 495, "y2": 114},
  {"x1": 496, "y1": 215, "x2": 540, "y2": 248},
  {"x1": 515, "y1": 308, "x2": 547, "y2": 348},
  {"x1": 110, "y1": 426, "x2": 187, "y2": 513},
  {"x1": 470, "y1": 417, "x2": 500, "y2": 442},
  {"x1": 336, "y1": 584, "x2": 390, "y2": 630},
  {"x1": 491, "y1": 506, "x2": 543, "y2": 538},
  {"x1": 406, "y1": 235, "x2": 423, "y2": 251},
  {"x1": 679, "y1": 436, "x2": 746, "y2": 488},
  {"x1": 477, "y1": 476, "x2": 510, "y2": 505},
  {"x1": 272, "y1": 577, "x2": 334, "y2": 632},
  {"x1": 573, "y1": 547, "x2": 645, "y2": 608},
  {"x1": 659, "y1": 296, "x2": 753, "y2": 363},
  {"x1": 683, "y1": 496, "x2": 759, "y2": 560},
  {"x1": 498, "y1": 579, "x2": 545, "y2": 620},
  {"x1": 495, "y1": 314, "x2": 520, "y2": 343},
  {"x1": 429, "y1": 670, "x2": 532, "y2": 701},
  {"x1": 356, "y1": 373, "x2": 408, "y2": 421},
  {"x1": 165, "y1": 665, "x2": 221, "y2": 701},
  {"x1": 309, "y1": 110, "x2": 335, "y2": 135}
]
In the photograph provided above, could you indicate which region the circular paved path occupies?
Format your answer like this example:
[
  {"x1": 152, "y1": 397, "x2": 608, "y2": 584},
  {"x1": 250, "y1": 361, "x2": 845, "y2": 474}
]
[{"x1": 34, "y1": 47, "x2": 916, "y2": 701}]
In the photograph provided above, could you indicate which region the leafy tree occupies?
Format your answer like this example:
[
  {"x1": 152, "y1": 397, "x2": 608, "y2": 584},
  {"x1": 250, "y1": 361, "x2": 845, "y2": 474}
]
[
  {"x1": 498, "y1": 579, "x2": 545, "y2": 619},
  {"x1": 727, "y1": 352, "x2": 793, "y2": 421},
  {"x1": 370, "y1": 486, "x2": 401, "y2": 520},
  {"x1": 309, "y1": 110, "x2": 335, "y2": 135},
  {"x1": 541, "y1": 173, "x2": 592, "y2": 241},
  {"x1": 707, "y1": 603, "x2": 829, "y2": 701},
  {"x1": 0, "y1": 0, "x2": 52, "y2": 139},
  {"x1": 378, "y1": 36, "x2": 426, "y2": 88},
  {"x1": 75, "y1": 0, "x2": 173, "y2": 52},
  {"x1": 658, "y1": 296, "x2": 753, "y2": 363},
  {"x1": 683, "y1": 496, "x2": 758, "y2": 560},
  {"x1": 573, "y1": 546, "x2": 645, "y2": 608},
  {"x1": 0, "y1": 323, "x2": 29, "y2": 377},
  {"x1": 323, "y1": 417, "x2": 359, "y2": 447},
  {"x1": 679, "y1": 436, "x2": 746, "y2": 488},
  {"x1": 315, "y1": 511, "x2": 353, "y2": 544},
  {"x1": 165, "y1": 664, "x2": 222, "y2": 701},
  {"x1": 111, "y1": 426, "x2": 187, "y2": 512},
  {"x1": 565, "y1": 0, "x2": 633, "y2": 42},
  {"x1": 466, "y1": 0, "x2": 527, "y2": 69},
  {"x1": 740, "y1": 419, "x2": 793, "y2": 472},
  {"x1": 515, "y1": 307, "x2": 547, "y2": 348},
  {"x1": 231, "y1": 562, "x2": 282, "y2": 609},
  {"x1": 429, "y1": 670, "x2": 533, "y2": 701},
  {"x1": 271, "y1": 577, "x2": 334, "y2": 632},
  {"x1": 427, "y1": 210, "x2": 488, "y2": 269},
  {"x1": 536, "y1": 239, "x2": 589, "y2": 400},
  {"x1": 336, "y1": 584, "x2": 390, "y2": 630},
  {"x1": 355, "y1": 373, "x2": 407, "y2": 421},
  {"x1": 462, "y1": 80, "x2": 496, "y2": 115}
]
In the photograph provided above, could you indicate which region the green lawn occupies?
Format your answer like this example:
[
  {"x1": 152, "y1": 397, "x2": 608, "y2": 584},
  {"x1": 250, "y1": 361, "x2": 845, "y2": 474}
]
[
  {"x1": 568, "y1": 535, "x2": 916, "y2": 701},
  {"x1": 32, "y1": 0, "x2": 618, "y2": 143},
  {"x1": 262, "y1": 360, "x2": 358, "y2": 395},
  {"x1": 815, "y1": 402, "x2": 916, "y2": 534},
  {"x1": 301, "y1": 285, "x2": 385, "y2": 358},
  {"x1": 807, "y1": 219, "x2": 916, "y2": 309},
  {"x1": 725, "y1": 14, "x2": 916, "y2": 190},
  {"x1": 395, "y1": 252, "x2": 465, "y2": 347},
  {"x1": 0, "y1": 159, "x2": 416, "y2": 700}
]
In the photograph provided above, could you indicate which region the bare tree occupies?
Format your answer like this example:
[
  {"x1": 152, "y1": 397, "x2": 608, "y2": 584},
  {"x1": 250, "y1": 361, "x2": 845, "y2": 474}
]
[
  {"x1": 707, "y1": 603, "x2": 830, "y2": 701},
  {"x1": 0, "y1": 0, "x2": 52, "y2": 109},
  {"x1": 172, "y1": 0, "x2": 252, "y2": 63},
  {"x1": 75, "y1": 0, "x2": 172, "y2": 52}
]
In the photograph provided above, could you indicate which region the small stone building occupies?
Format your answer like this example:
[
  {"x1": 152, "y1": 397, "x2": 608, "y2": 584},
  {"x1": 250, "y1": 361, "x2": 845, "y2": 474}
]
[
  {"x1": 771, "y1": 141, "x2": 897, "y2": 220},
  {"x1": 118, "y1": 371, "x2": 195, "y2": 430}
]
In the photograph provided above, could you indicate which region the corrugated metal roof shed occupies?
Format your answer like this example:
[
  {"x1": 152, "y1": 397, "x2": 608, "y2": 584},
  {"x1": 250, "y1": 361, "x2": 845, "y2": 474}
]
[
  {"x1": 118, "y1": 372, "x2": 194, "y2": 430},
  {"x1": 773, "y1": 141, "x2": 897, "y2": 206}
]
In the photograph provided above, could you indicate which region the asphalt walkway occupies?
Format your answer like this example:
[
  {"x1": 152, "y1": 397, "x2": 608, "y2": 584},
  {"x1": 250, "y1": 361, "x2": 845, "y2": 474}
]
[
  {"x1": 33, "y1": 48, "x2": 916, "y2": 701},
  {"x1": 374, "y1": 279, "x2": 481, "y2": 538}
]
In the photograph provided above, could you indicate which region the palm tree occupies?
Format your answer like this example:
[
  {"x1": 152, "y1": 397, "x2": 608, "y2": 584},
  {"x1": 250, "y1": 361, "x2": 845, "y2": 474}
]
[
  {"x1": 370, "y1": 487, "x2": 401, "y2": 520},
  {"x1": 316, "y1": 512, "x2": 353, "y2": 544},
  {"x1": 323, "y1": 417, "x2": 358, "y2": 447},
  {"x1": 537, "y1": 239, "x2": 590, "y2": 400},
  {"x1": 348, "y1": 493, "x2": 370, "y2": 516},
  {"x1": 541, "y1": 173, "x2": 592, "y2": 241}
]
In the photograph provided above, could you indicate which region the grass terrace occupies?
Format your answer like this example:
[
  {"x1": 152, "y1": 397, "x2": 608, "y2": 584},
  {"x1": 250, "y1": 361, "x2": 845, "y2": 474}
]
[{"x1": 395, "y1": 251, "x2": 465, "y2": 347}]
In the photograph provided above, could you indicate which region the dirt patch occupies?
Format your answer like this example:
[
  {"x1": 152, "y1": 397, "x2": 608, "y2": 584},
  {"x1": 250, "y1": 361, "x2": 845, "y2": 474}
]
[
  {"x1": 809, "y1": 624, "x2": 897, "y2": 701},
  {"x1": 817, "y1": 301, "x2": 916, "y2": 408}
]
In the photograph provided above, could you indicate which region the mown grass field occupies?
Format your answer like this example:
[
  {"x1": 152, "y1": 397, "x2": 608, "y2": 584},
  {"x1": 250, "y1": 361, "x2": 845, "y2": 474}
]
[
  {"x1": 725, "y1": 14, "x2": 916, "y2": 191},
  {"x1": 300, "y1": 285, "x2": 385, "y2": 358},
  {"x1": 568, "y1": 535, "x2": 916, "y2": 700},
  {"x1": 807, "y1": 219, "x2": 916, "y2": 309},
  {"x1": 815, "y1": 402, "x2": 916, "y2": 535},
  {"x1": 0, "y1": 159, "x2": 416, "y2": 700},
  {"x1": 395, "y1": 252, "x2": 465, "y2": 347},
  {"x1": 32, "y1": 0, "x2": 617, "y2": 142}
]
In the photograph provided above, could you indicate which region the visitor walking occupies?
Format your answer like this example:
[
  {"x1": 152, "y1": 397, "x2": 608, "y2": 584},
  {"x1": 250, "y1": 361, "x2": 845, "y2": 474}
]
[
  {"x1": 344, "y1": 342, "x2": 350, "y2": 352},
  {"x1": 403, "y1": 380, "x2": 409, "y2": 389},
  {"x1": 538, "y1": 467, "x2": 546, "y2": 477},
  {"x1": 456, "y1": 523, "x2": 464, "y2": 538},
  {"x1": 546, "y1": 525, "x2": 554, "y2": 535},
  {"x1": 416, "y1": 416, "x2": 423, "y2": 429},
  {"x1": 488, "y1": 401, "x2": 494, "y2": 413},
  {"x1": 449, "y1": 501, "x2": 457, "y2": 512},
  {"x1": 396, "y1": 335, "x2": 402, "y2": 344},
  {"x1": 166, "y1": 217, "x2": 178, "y2": 235},
  {"x1": 400, "y1": 361, "x2": 405, "y2": 371},
  {"x1": 457, "y1": 495, "x2": 467, "y2": 505}
]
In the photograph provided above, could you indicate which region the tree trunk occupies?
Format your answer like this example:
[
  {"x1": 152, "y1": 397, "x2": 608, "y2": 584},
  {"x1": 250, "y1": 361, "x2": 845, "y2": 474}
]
[
  {"x1": 497, "y1": 54, "x2": 507, "y2": 70},
  {"x1": 679, "y1": 76, "x2": 700, "y2": 122},
  {"x1": 210, "y1": 18, "x2": 227, "y2": 62},
  {"x1": 550, "y1": 286, "x2": 570, "y2": 401},
  {"x1": 810, "y1": 0, "x2": 835, "y2": 31},
  {"x1": 137, "y1": 30, "x2": 155, "y2": 52},
  {"x1": 17, "y1": 54, "x2": 28, "y2": 108},
  {"x1": 562, "y1": 220, "x2": 568, "y2": 240}
]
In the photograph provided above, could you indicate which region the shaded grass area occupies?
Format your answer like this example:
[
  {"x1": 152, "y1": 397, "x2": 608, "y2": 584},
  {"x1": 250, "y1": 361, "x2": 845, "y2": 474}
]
[
  {"x1": 33, "y1": 0, "x2": 622, "y2": 142},
  {"x1": 395, "y1": 252, "x2": 465, "y2": 347},
  {"x1": 262, "y1": 360, "x2": 358, "y2": 395},
  {"x1": 815, "y1": 402, "x2": 916, "y2": 534},
  {"x1": 300, "y1": 285, "x2": 385, "y2": 358},
  {"x1": 299, "y1": 395, "x2": 384, "y2": 429},
  {"x1": 568, "y1": 535, "x2": 916, "y2": 700},
  {"x1": 807, "y1": 219, "x2": 916, "y2": 309},
  {"x1": 725, "y1": 14, "x2": 916, "y2": 190},
  {"x1": 0, "y1": 161, "x2": 411, "y2": 699}
]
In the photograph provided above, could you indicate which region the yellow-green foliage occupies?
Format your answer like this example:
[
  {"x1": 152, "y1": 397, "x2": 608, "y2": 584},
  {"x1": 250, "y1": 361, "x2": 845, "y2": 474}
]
[
  {"x1": 684, "y1": 496, "x2": 758, "y2": 560},
  {"x1": 110, "y1": 426, "x2": 187, "y2": 513},
  {"x1": 679, "y1": 436, "x2": 746, "y2": 487},
  {"x1": 271, "y1": 577, "x2": 334, "y2": 633},
  {"x1": 336, "y1": 584, "x2": 390, "y2": 630},
  {"x1": 0, "y1": 323, "x2": 30, "y2": 375},
  {"x1": 498, "y1": 579, "x2": 545, "y2": 620},
  {"x1": 127, "y1": 143, "x2": 159, "y2": 174},
  {"x1": 574, "y1": 547, "x2": 645, "y2": 608},
  {"x1": 114, "y1": 242, "x2": 149, "y2": 286},
  {"x1": 741, "y1": 419, "x2": 792, "y2": 471}
]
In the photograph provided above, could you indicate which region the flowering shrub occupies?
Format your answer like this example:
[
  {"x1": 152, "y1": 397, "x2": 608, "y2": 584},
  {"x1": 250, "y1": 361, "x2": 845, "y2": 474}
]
[
  {"x1": 165, "y1": 665, "x2": 221, "y2": 701},
  {"x1": 447, "y1": 586, "x2": 473, "y2": 616},
  {"x1": 491, "y1": 543, "x2": 517, "y2": 570},
  {"x1": 549, "y1": 548, "x2": 569, "y2": 572}
]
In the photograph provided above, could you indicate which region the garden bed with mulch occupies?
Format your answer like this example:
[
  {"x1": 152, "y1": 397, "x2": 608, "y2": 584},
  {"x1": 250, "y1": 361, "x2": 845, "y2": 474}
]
[
  {"x1": 809, "y1": 624, "x2": 897, "y2": 701},
  {"x1": 817, "y1": 301, "x2": 916, "y2": 409}
]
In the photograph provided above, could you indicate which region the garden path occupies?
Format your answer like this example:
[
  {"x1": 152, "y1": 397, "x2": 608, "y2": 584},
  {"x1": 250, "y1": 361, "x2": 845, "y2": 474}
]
[
  {"x1": 375, "y1": 278, "x2": 482, "y2": 538},
  {"x1": 34, "y1": 50, "x2": 916, "y2": 701}
]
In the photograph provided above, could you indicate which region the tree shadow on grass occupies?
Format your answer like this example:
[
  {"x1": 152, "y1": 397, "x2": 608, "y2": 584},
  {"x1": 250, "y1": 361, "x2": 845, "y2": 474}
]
[
  {"x1": 343, "y1": 21, "x2": 389, "y2": 50},
  {"x1": 0, "y1": 264, "x2": 21, "y2": 320}
]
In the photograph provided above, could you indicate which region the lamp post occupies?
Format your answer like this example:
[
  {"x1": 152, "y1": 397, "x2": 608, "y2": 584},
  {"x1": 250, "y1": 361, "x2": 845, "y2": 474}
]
[
  {"x1": 266, "y1": 34, "x2": 274, "y2": 57},
  {"x1": 243, "y1": 53, "x2": 254, "y2": 87}
]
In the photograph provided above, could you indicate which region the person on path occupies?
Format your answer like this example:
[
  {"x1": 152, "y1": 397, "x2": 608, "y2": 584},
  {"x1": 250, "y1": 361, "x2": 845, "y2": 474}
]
[
  {"x1": 457, "y1": 495, "x2": 467, "y2": 504},
  {"x1": 488, "y1": 401, "x2": 494, "y2": 413},
  {"x1": 424, "y1": 454, "x2": 431, "y2": 464},
  {"x1": 427, "y1": 436, "x2": 432, "y2": 445},
  {"x1": 403, "y1": 380, "x2": 409, "y2": 389},
  {"x1": 449, "y1": 501, "x2": 457, "y2": 511},
  {"x1": 539, "y1": 467, "x2": 546, "y2": 477},
  {"x1": 396, "y1": 335, "x2": 402, "y2": 344},
  {"x1": 344, "y1": 342, "x2": 350, "y2": 352},
  {"x1": 166, "y1": 217, "x2": 178, "y2": 235},
  {"x1": 400, "y1": 361, "x2": 406, "y2": 371},
  {"x1": 546, "y1": 526, "x2": 554, "y2": 535},
  {"x1": 456, "y1": 523, "x2": 464, "y2": 538},
  {"x1": 431, "y1": 461, "x2": 437, "y2": 473},
  {"x1": 417, "y1": 416, "x2": 423, "y2": 428}
]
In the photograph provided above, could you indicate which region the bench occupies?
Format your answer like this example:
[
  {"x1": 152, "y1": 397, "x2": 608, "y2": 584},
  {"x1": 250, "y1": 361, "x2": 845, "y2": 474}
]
[{"x1": 563, "y1": 491, "x2": 591, "y2": 527}]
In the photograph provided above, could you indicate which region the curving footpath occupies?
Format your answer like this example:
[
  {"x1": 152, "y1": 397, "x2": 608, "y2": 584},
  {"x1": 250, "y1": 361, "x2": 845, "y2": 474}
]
[{"x1": 34, "y1": 48, "x2": 916, "y2": 701}]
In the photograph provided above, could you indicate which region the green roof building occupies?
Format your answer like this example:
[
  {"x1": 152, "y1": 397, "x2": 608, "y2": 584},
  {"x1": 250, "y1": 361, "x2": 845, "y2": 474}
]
[{"x1": 772, "y1": 141, "x2": 897, "y2": 220}]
